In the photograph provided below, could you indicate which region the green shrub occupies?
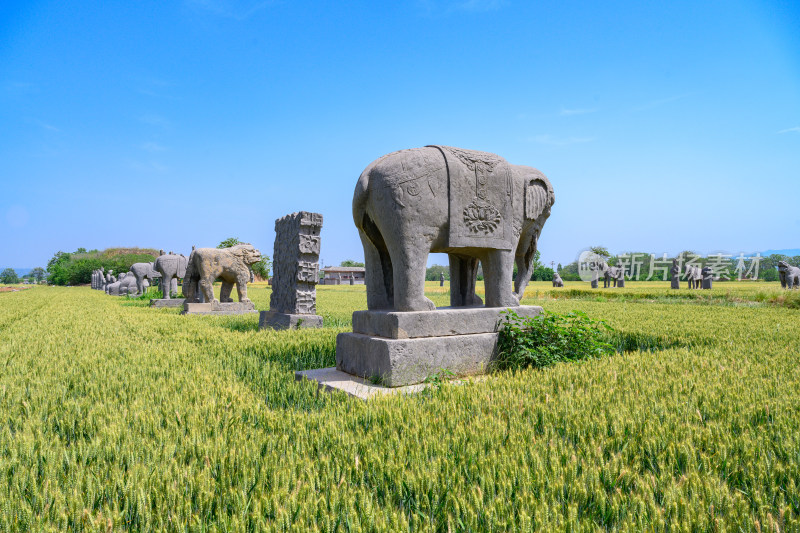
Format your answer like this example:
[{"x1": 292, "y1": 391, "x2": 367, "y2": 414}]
[{"x1": 494, "y1": 309, "x2": 614, "y2": 370}]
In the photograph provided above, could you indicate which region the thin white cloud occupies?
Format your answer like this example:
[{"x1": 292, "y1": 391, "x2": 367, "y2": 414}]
[
  {"x1": 141, "y1": 142, "x2": 167, "y2": 152},
  {"x1": 530, "y1": 134, "x2": 595, "y2": 147},
  {"x1": 633, "y1": 94, "x2": 690, "y2": 112},
  {"x1": 778, "y1": 126, "x2": 800, "y2": 134},
  {"x1": 136, "y1": 77, "x2": 177, "y2": 99},
  {"x1": 138, "y1": 113, "x2": 171, "y2": 127},
  {"x1": 560, "y1": 108, "x2": 597, "y2": 116},
  {"x1": 27, "y1": 118, "x2": 60, "y2": 132}
]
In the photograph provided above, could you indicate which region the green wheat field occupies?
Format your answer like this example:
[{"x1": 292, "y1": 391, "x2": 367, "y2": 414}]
[{"x1": 0, "y1": 281, "x2": 798, "y2": 531}]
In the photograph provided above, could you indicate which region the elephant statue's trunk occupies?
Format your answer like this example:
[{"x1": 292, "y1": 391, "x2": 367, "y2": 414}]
[{"x1": 513, "y1": 228, "x2": 539, "y2": 298}]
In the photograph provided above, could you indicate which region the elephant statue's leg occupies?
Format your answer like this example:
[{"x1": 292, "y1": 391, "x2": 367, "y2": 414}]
[
  {"x1": 220, "y1": 282, "x2": 234, "y2": 302},
  {"x1": 199, "y1": 278, "x2": 216, "y2": 303},
  {"x1": 170, "y1": 278, "x2": 178, "y2": 298},
  {"x1": 449, "y1": 254, "x2": 482, "y2": 307},
  {"x1": 389, "y1": 240, "x2": 434, "y2": 312},
  {"x1": 161, "y1": 277, "x2": 170, "y2": 299},
  {"x1": 482, "y1": 249, "x2": 519, "y2": 308},
  {"x1": 359, "y1": 228, "x2": 393, "y2": 310},
  {"x1": 136, "y1": 276, "x2": 145, "y2": 296},
  {"x1": 183, "y1": 277, "x2": 194, "y2": 301}
]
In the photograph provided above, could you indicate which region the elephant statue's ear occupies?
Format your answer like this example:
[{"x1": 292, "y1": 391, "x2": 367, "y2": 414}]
[
  {"x1": 178, "y1": 257, "x2": 188, "y2": 278},
  {"x1": 525, "y1": 178, "x2": 550, "y2": 220}
]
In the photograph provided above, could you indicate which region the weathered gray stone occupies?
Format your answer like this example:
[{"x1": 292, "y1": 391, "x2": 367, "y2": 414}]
[
  {"x1": 671, "y1": 259, "x2": 680, "y2": 289},
  {"x1": 129, "y1": 262, "x2": 161, "y2": 296},
  {"x1": 686, "y1": 264, "x2": 701, "y2": 289},
  {"x1": 553, "y1": 271, "x2": 564, "y2": 287},
  {"x1": 337, "y1": 306, "x2": 542, "y2": 387},
  {"x1": 336, "y1": 331, "x2": 498, "y2": 387},
  {"x1": 106, "y1": 272, "x2": 146, "y2": 296},
  {"x1": 353, "y1": 146, "x2": 554, "y2": 311},
  {"x1": 259, "y1": 311, "x2": 323, "y2": 329},
  {"x1": 151, "y1": 298, "x2": 186, "y2": 308},
  {"x1": 332, "y1": 146, "x2": 555, "y2": 388},
  {"x1": 182, "y1": 301, "x2": 257, "y2": 315},
  {"x1": 590, "y1": 262, "x2": 601, "y2": 288},
  {"x1": 701, "y1": 266, "x2": 713, "y2": 289},
  {"x1": 603, "y1": 266, "x2": 615, "y2": 288},
  {"x1": 779, "y1": 261, "x2": 800, "y2": 289},
  {"x1": 295, "y1": 367, "x2": 428, "y2": 399},
  {"x1": 182, "y1": 244, "x2": 261, "y2": 305},
  {"x1": 616, "y1": 267, "x2": 625, "y2": 288},
  {"x1": 261, "y1": 212, "x2": 323, "y2": 330},
  {"x1": 154, "y1": 251, "x2": 188, "y2": 299},
  {"x1": 352, "y1": 305, "x2": 542, "y2": 339},
  {"x1": 104, "y1": 270, "x2": 116, "y2": 292}
]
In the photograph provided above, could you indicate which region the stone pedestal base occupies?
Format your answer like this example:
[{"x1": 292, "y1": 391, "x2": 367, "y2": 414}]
[
  {"x1": 182, "y1": 301, "x2": 258, "y2": 315},
  {"x1": 336, "y1": 305, "x2": 542, "y2": 387},
  {"x1": 150, "y1": 298, "x2": 185, "y2": 308},
  {"x1": 259, "y1": 311, "x2": 323, "y2": 330},
  {"x1": 296, "y1": 367, "x2": 428, "y2": 399}
]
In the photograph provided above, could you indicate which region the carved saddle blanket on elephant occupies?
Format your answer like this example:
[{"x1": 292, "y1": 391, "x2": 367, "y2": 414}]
[{"x1": 427, "y1": 145, "x2": 514, "y2": 251}]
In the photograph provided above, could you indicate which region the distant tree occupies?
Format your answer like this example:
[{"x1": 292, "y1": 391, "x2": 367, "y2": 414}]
[
  {"x1": 763, "y1": 269, "x2": 779, "y2": 282},
  {"x1": 340, "y1": 259, "x2": 365, "y2": 267},
  {"x1": 590, "y1": 246, "x2": 611, "y2": 258},
  {"x1": 425, "y1": 265, "x2": 449, "y2": 281},
  {"x1": 76, "y1": 247, "x2": 87, "y2": 253},
  {"x1": 557, "y1": 263, "x2": 563, "y2": 272},
  {"x1": 0, "y1": 268, "x2": 19, "y2": 284},
  {"x1": 251, "y1": 256, "x2": 272, "y2": 280},
  {"x1": 532, "y1": 267, "x2": 555, "y2": 281},
  {"x1": 30, "y1": 267, "x2": 46, "y2": 282},
  {"x1": 46, "y1": 251, "x2": 71, "y2": 285},
  {"x1": 218, "y1": 237, "x2": 242, "y2": 249}
]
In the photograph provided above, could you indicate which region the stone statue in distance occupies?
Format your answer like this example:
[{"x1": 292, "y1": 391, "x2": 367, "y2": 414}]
[
  {"x1": 182, "y1": 244, "x2": 262, "y2": 315},
  {"x1": 778, "y1": 261, "x2": 800, "y2": 289},
  {"x1": 260, "y1": 212, "x2": 324, "y2": 329}
]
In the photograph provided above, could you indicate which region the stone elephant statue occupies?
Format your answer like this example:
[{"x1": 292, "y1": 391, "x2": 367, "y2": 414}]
[
  {"x1": 153, "y1": 251, "x2": 188, "y2": 299},
  {"x1": 604, "y1": 265, "x2": 621, "y2": 288},
  {"x1": 182, "y1": 244, "x2": 262, "y2": 305},
  {"x1": 685, "y1": 265, "x2": 702, "y2": 289},
  {"x1": 106, "y1": 272, "x2": 146, "y2": 296},
  {"x1": 353, "y1": 146, "x2": 554, "y2": 311},
  {"x1": 129, "y1": 262, "x2": 161, "y2": 296},
  {"x1": 778, "y1": 261, "x2": 800, "y2": 289}
]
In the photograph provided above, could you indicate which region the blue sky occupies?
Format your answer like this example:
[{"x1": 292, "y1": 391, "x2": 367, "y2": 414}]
[{"x1": 1, "y1": 0, "x2": 798, "y2": 270}]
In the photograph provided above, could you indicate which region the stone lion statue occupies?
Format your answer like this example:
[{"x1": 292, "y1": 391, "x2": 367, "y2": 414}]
[
  {"x1": 182, "y1": 244, "x2": 262, "y2": 304},
  {"x1": 778, "y1": 260, "x2": 800, "y2": 289}
]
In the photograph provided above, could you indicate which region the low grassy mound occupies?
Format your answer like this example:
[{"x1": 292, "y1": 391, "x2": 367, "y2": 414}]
[{"x1": 47, "y1": 247, "x2": 159, "y2": 286}]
